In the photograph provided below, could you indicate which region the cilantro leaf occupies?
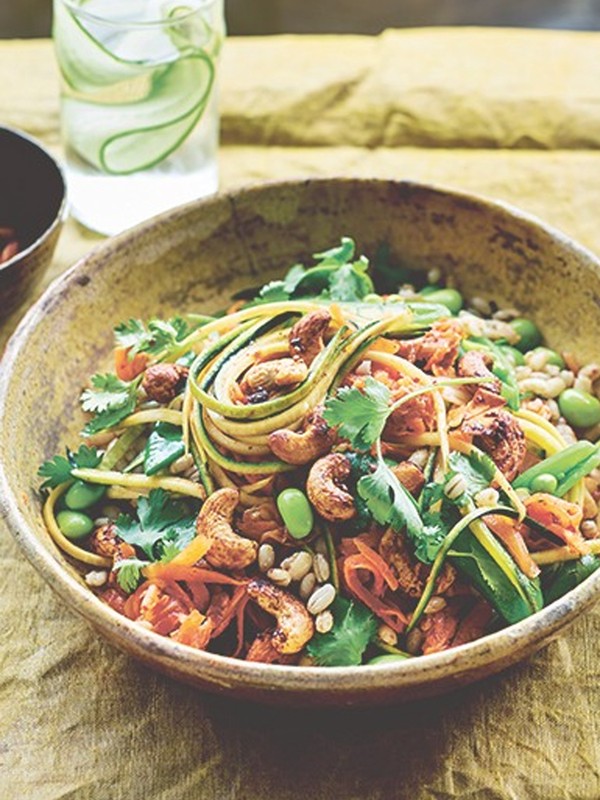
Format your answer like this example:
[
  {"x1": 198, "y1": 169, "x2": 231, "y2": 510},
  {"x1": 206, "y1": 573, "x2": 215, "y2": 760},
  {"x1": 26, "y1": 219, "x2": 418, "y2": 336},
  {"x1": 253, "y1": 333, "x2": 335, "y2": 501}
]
[
  {"x1": 114, "y1": 558, "x2": 148, "y2": 593},
  {"x1": 38, "y1": 444, "x2": 101, "y2": 489},
  {"x1": 307, "y1": 597, "x2": 377, "y2": 666},
  {"x1": 115, "y1": 489, "x2": 197, "y2": 559},
  {"x1": 254, "y1": 264, "x2": 307, "y2": 304},
  {"x1": 323, "y1": 377, "x2": 391, "y2": 451},
  {"x1": 248, "y1": 238, "x2": 376, "y2": 306},
  {"x1": 417, "y1": 481, "x2": 459, "y2": 563},
  {"x1": 114, "y1": 315, "x2": 200, "y2": 358},
  {"x1": 158, "y1": 540, "x2": 184, "y2": 564},
  {"x1": 313, "y1": 237, "x2": 356, "y2": 266},
  {"x1": 328, "y1": 260, "x2": 374, "y2": 302},
  {"x1": 114, "y1": 319, "x2": 147, "y2": 351},
  {"x1": 144, "y1": 318, "x2": 190, "y2": 356},
  {"x1": 81, "y1": 373, "x2": 134, "y2": 414},
  {"x1": 256, "y1": 281, "x2": 291, "y2": 304},
  {"x1": 357, "y1": 454, "x2": 427, "y2": 552},
  {"x1": 446, "y1": 451, "x2": 496, "y2": 499},
  {"x1": 81, "y1": 373, "x2": 138, "y2": 435},
  {"x1": 283, "y1": 263, "x2": 306, "y2": 292}
]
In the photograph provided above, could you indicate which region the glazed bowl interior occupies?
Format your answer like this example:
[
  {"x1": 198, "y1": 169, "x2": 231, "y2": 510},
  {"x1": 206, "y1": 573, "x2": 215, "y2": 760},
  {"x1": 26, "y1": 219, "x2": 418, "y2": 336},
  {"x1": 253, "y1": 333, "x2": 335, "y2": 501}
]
[
  {"x1": 1, "y1": 178, "x2": 600, "y2": 706},
  {"x1": 0, "y1": 127, "x2": 66, "y2": 315}
]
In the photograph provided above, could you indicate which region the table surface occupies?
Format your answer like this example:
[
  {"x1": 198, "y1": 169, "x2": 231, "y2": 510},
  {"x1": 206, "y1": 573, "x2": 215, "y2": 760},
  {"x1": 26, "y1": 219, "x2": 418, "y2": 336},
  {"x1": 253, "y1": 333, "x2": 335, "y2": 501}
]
[{"x1": 2, "y1": 30, "x2": 600, "y2": 800}]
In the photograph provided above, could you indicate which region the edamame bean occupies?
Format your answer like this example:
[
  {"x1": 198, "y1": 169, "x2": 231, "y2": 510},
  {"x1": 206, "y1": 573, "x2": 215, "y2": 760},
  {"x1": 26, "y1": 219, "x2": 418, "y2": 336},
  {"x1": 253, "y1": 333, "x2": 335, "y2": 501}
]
[
  {"x1": 362, "y1": 293, "x2": 382, "y2": 304},
  {"x1": 419, "y1": 285, "x2": 441, "y2": 296},
  {"x1": 64, "y1": 479, "x2": 106, "y2": 511},
  {"x1": 424, "y1": 288, "x2": 463, "y2": 315},
  {"x1": 510, "y1": 318, "x2": 542, "y2": 352},
  {"x1": 558, "y1": 388, "x2": 600, "y2": 428},
  {"x1": 367, "y1": 653, "x2": 409, "y2": 665},
  {"x1": 56, "y1": 510, "x2": 94, "y2": 540},
  {"x1": 529, "y1": 473, "x2": 558, "y2": 494},
  {"x1": 529, "y1": 347, "x2": 565, "y2": 369},
  {"x1": 276, "y1": 488, "x2": 314, "y2": 539},
  {"x1": 499, "y1": 345, "x2": 525, "y2": 367}
]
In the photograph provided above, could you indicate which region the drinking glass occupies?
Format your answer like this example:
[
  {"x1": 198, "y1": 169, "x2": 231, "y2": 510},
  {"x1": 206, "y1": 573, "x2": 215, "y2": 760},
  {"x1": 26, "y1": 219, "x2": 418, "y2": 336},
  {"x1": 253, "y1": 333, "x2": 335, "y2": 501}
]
[{"x1": 53, "y1": 0, "x2": 225, "y2": 235}]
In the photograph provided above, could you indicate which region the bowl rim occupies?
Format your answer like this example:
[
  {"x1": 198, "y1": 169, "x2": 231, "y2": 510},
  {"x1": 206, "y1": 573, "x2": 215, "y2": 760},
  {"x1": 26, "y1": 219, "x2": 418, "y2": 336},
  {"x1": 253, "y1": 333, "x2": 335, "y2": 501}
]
[
  {"x1": 0, "y1": 126, "x2": 68, "y2": 272},
  {"x1": 2, "y1": 176, "x2": 600, "y2": 696}
]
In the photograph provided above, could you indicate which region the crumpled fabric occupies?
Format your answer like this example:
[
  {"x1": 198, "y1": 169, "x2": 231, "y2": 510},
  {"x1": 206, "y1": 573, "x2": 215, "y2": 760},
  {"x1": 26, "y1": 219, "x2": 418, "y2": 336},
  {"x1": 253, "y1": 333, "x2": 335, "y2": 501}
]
[{"x1": 1, "y1": 30, "x2": 600, "y2": 800}]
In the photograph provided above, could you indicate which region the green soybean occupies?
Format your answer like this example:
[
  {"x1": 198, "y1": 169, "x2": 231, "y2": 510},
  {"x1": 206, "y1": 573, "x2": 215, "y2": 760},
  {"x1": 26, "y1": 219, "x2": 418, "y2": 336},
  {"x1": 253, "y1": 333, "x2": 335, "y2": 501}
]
[
  {"x1": 510, "y1": 318, "x2": 542, "y2": 352},
  {"x1": 419, "y1": 285, "x2": 441, "y2": 296},
  {"x1": 529, "y1": 347, "x2": 565, "y2": 369},
  {"x1": 367, "y1": 653, "x2": 409, "y2": 665},
  {"x1": 529, "y1": 473, "x2": 558, "y2": 494},
  {"x1": 499, "y1": 345, "x2": 525, "y2": 367},
  {"x1": 64, "y1": 479, "x2": 106, "y2": 511},
  {"x1": 424, "y1": 288, "x2": 463, "y2": 315},
  {"x1": 56, "y1": 510, "x2": 94, "y2": 540},
  {"x1": 558, "y1": 388, "x2": 600, "y2": 428},
  {"x1": 276, "y1": 488, "x2": 314, "y2": 539}
]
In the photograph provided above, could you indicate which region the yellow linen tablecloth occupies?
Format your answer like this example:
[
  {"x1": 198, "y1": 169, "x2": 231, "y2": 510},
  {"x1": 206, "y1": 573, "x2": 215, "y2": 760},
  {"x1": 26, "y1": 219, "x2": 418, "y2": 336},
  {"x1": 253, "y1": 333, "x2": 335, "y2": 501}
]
[{"x1": 2, "y1": 29, "x2": 600, "y2": 799}]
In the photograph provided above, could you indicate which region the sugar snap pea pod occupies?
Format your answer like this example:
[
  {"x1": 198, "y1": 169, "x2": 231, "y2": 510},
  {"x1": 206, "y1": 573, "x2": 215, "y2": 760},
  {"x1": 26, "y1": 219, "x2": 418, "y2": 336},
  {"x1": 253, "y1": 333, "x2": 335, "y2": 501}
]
[{"x1": 513, "y1": 441, "x2": 600, "y2": 496}]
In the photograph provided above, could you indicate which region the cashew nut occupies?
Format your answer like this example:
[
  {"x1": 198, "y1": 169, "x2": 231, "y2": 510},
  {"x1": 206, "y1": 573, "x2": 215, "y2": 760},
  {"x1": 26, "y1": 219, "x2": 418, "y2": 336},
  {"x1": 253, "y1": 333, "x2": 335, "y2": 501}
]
[
  {"x1": 241, "y1": 357, "x2": 308, "y2": 397},
  {"x1": 246, "y1": 579, "x2": 314, "y2": 654},
  {"x1": 268, "y1": 406, "x2": 335, "y2": 465},
  {"x1": 306, "y1": 453, "x2": 356, "y2": 522},
  {"x1": 289, "y1": 309, "x2": 332, "y2": 366},
  {"x1": 196, "y1": 488, "x2": 258, "y2": 570},
  {"x1": 245, "y1": 631, "x2": 298, "y2": 664}
]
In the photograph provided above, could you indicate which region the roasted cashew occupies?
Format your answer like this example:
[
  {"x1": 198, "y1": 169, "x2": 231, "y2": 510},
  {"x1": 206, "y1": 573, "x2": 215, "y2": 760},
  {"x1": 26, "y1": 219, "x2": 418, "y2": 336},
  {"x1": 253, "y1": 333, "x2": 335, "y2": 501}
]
[
  {"x1": 306, "y1": 453, "x2": 356, "y2": 522},
  {"x1": 268, "y1": 406, "x2": 335, "y2": 465},
  {"x1": 245, "y1": 631, "x2": 298, "y2": 664},
  {"x1": 289, "y1": 309, "x2": 332, "y2": 366},
  {"x1": 246, "y1": 579, "x2": 314, "y2": 654},
  {"x1": 196, "y1": 488, "x2": 258, "y2": 570},
  {"x1": 241, "y1": 357, "x2": 308, "y2": 397}
]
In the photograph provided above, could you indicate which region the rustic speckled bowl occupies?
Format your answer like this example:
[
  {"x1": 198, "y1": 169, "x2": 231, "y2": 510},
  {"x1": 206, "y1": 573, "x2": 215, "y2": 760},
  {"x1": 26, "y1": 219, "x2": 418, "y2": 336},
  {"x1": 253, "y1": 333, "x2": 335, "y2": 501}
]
[
  {"x1": 1, "y1": 179, "x2": 600, "y2": 706},
  {"x1": 0, "y1": 127, "x2": 67, "y2": 318}
]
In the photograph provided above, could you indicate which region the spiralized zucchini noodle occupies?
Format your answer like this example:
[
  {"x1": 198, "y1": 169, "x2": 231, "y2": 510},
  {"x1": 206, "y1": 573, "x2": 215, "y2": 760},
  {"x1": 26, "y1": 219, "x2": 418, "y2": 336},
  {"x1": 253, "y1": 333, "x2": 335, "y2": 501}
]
[{"x1": 38, "y1": 238, "x2": 600, "y2": 666}]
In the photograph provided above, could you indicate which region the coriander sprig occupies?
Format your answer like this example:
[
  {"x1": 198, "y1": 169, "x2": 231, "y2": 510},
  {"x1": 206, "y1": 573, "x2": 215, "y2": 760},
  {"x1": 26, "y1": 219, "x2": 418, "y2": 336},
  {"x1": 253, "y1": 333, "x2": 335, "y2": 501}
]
[
  {"x1": 323, "y1": 374, "x2": 487, "y2": 453},
  {"x1": 323, "y1": 374, "x2": 488, "y2": 562},
  {"x1": 80, "y1": 373, "x2": 140, "y2": 435}
]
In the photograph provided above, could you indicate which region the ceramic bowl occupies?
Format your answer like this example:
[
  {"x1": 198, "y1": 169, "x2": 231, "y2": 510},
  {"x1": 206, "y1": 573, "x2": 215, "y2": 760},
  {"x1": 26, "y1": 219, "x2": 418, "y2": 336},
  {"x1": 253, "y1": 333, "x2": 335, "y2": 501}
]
[
  {"x1": 0, "y1": 127, "x2": 67, "y2": 319},
  {"x1": 1, "y1": 178, "x2": 599, "y2": 707}
]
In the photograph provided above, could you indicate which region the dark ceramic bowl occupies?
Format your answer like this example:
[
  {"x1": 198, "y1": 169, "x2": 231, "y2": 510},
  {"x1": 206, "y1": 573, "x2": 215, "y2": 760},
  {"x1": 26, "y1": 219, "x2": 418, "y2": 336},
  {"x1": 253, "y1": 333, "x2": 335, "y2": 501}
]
[
  {"x1": 1, "y1": 179, "x2": 599, "y2": 706},
  {"x1": 0, "y1": 127, "x2": 67, "y2": 318}
]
